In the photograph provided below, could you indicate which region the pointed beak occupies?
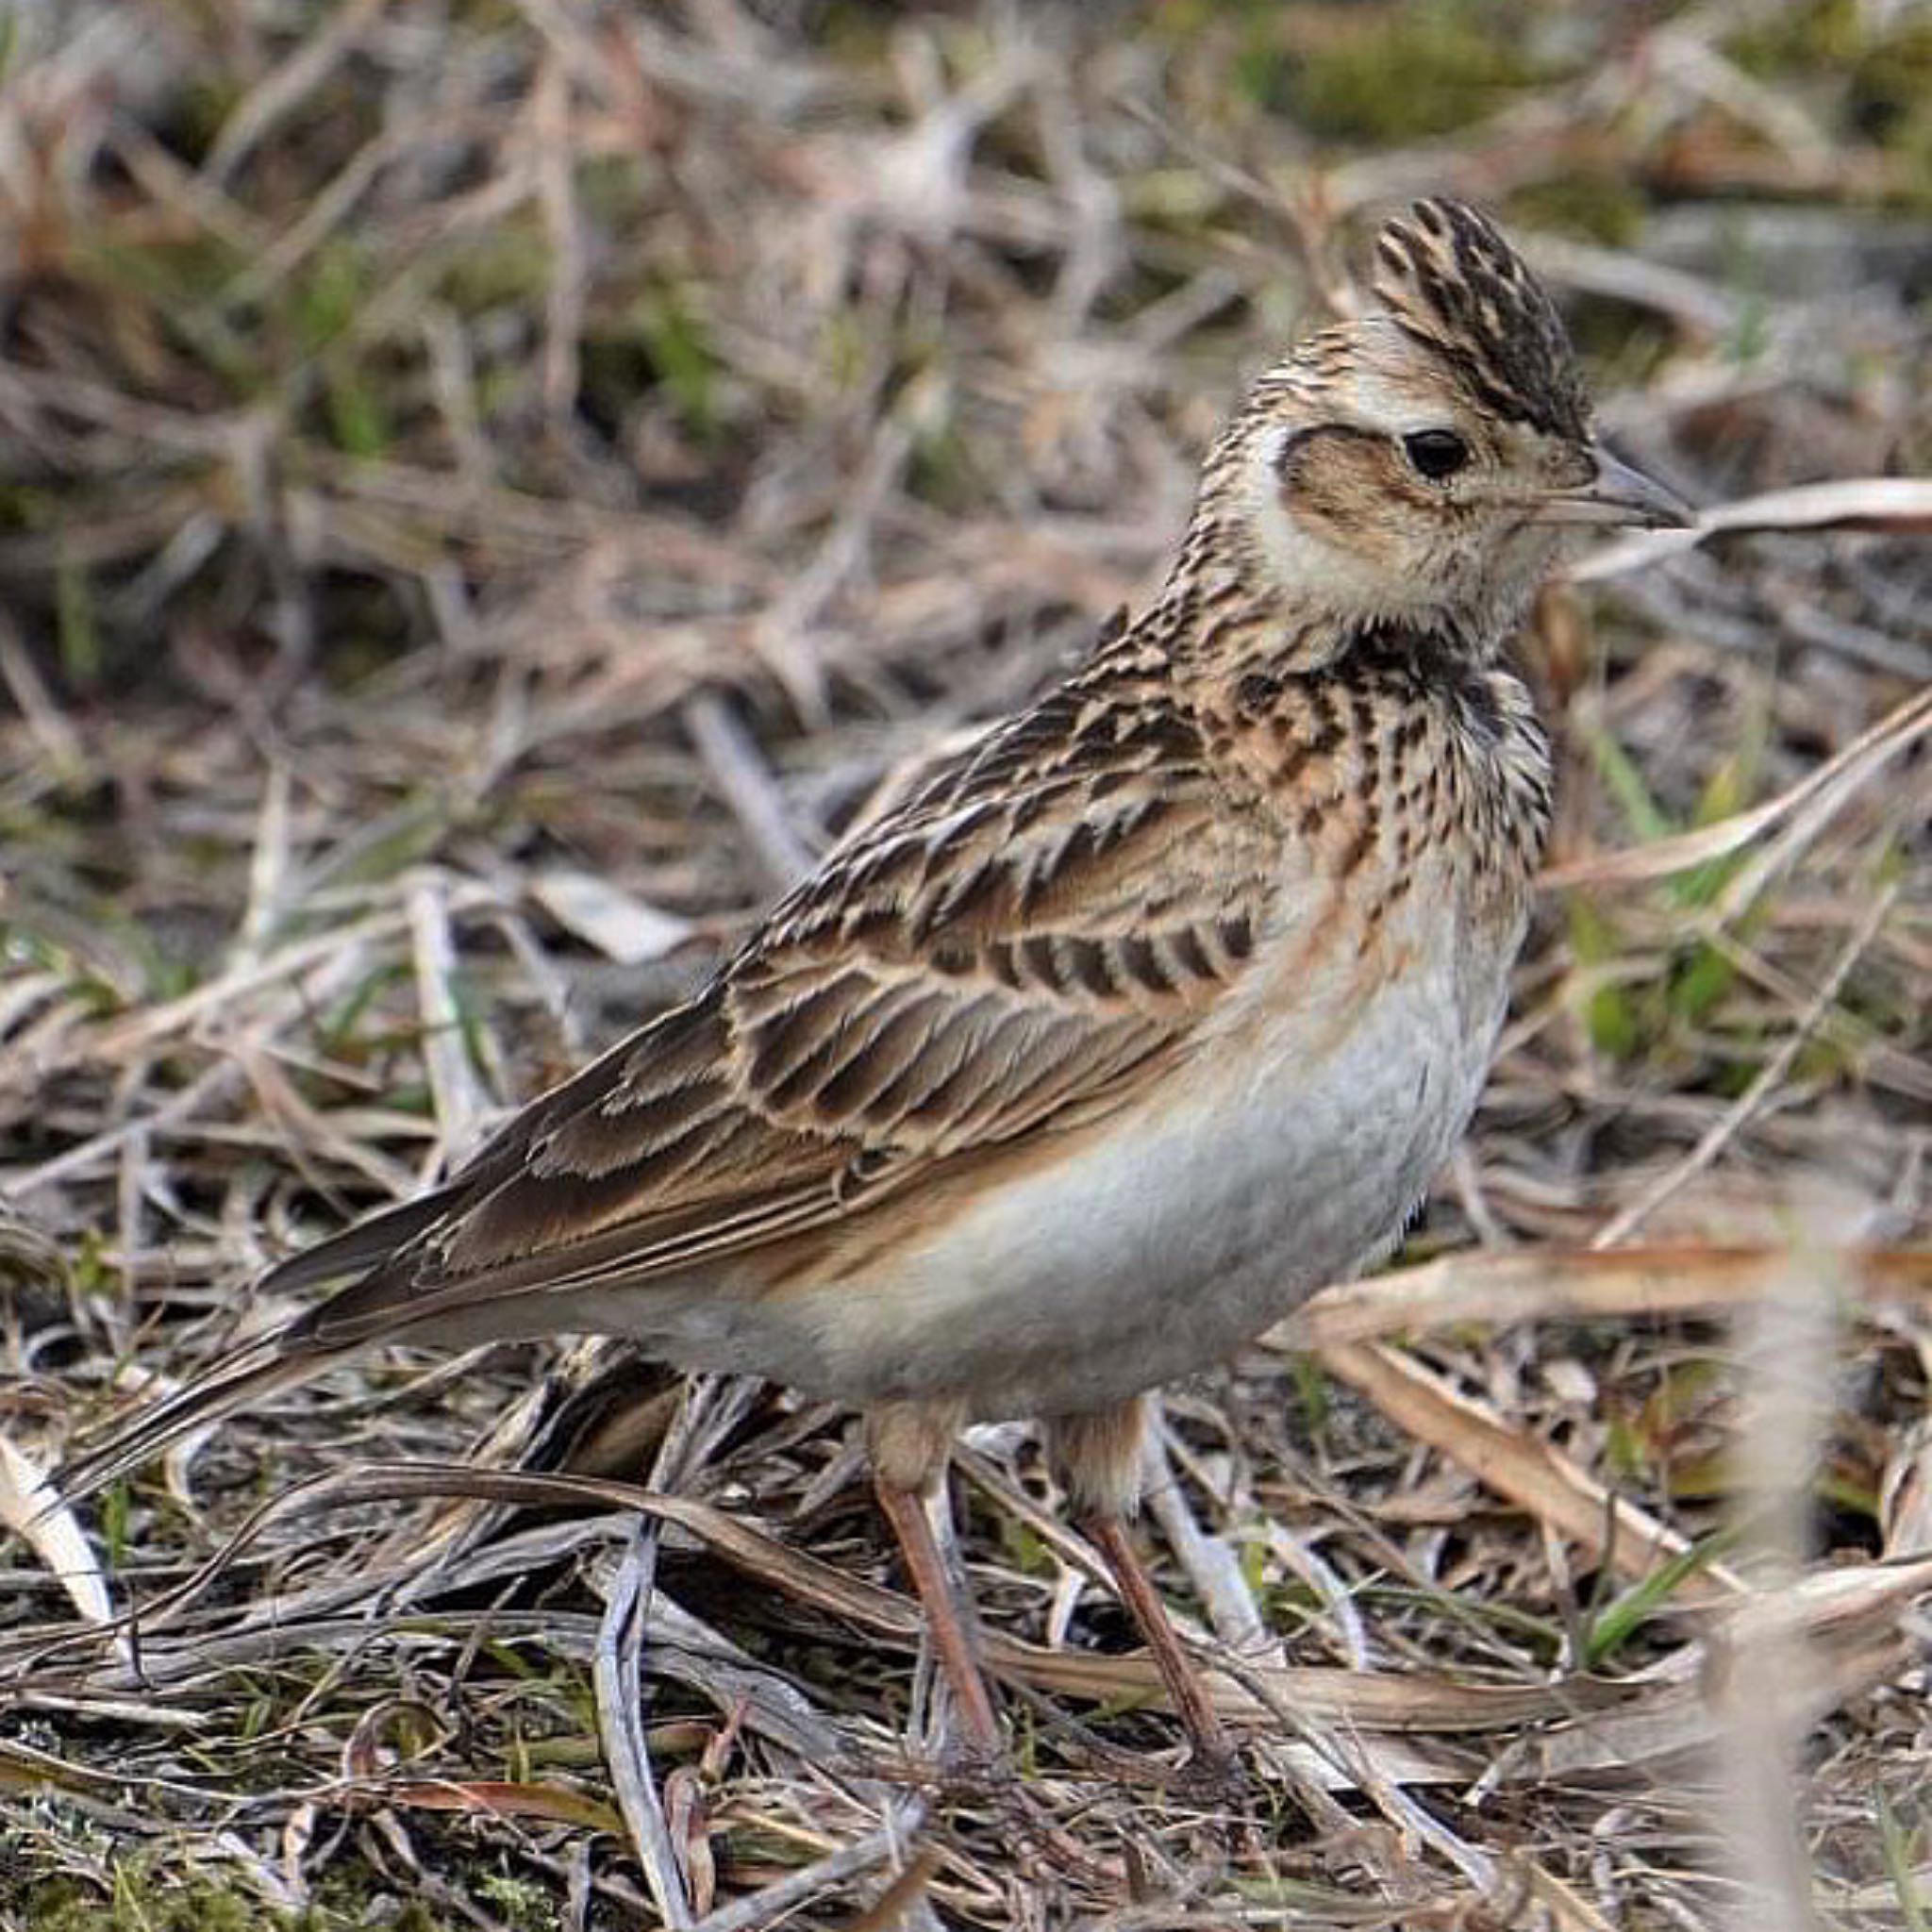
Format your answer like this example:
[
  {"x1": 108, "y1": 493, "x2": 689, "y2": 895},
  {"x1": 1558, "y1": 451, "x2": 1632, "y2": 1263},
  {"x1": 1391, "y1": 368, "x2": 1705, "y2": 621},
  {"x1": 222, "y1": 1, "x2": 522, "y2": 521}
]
[{"x1": 1535, "y1": 445, "x2": 1694, "y2": 530}]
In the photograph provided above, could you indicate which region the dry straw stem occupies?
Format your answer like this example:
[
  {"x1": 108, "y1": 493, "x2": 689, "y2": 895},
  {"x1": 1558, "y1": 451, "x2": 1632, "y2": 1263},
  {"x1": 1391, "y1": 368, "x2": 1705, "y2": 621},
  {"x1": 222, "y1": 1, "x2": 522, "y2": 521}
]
[
  {"x1": 18, "y1": 1458, "x2": 1931, "y2": 1796},
  {"x1": 1707, "y1": 1257, "x2": 1845, "y2": 1932},
  {"x1": 1311, "y1": 1340, "x2": 1742, "y2": 1603},
  {"x1": 4, "y1": 0, "x2": 1931, "y2": 1924},
  {"x1": 0, "y1": 1438, "x2": 117, "y2": 1646},
  {"x1": 1541, "y1": 666, "x2": 1932, "y2": 903},
  {"x1": 1284, "y1": 1244, "x2": 1932, "y2": 1351}
]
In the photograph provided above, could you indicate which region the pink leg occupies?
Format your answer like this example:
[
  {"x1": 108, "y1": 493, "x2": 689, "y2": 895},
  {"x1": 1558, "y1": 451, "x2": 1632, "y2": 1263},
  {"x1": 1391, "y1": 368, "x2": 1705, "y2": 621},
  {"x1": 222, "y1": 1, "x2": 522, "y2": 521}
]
[
  {"x1": 1053, "y1": 1400, "x2": 1236, "y2": 1770},
  {"x1": 1083, "y1": 1510, "x2": 1234, "y2": 1769},
  {"x1": 874, "y1": 1474, "x2": 1003, "y2": 1757}
]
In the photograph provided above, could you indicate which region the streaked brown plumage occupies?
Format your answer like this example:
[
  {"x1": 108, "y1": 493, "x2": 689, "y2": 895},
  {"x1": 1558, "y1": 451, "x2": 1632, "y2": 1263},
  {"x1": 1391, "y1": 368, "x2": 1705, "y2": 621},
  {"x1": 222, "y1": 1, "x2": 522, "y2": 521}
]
[{"x1": 58, "y1": 200, "x2": 1689, "y2": 1767}]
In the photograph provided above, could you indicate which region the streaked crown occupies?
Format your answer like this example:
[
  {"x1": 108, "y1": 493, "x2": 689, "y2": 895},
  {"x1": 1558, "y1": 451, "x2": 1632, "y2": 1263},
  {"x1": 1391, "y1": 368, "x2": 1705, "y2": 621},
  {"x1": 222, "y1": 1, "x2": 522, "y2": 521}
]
[{"x1": 1371, "y1": 198, "x2": 1590, "y2": 441}]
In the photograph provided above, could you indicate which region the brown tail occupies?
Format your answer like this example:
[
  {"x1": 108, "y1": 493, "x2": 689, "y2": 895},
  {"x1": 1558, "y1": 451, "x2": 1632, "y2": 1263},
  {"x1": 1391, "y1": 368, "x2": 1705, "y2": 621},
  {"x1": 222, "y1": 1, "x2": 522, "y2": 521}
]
[
  {"x1": 52, "y1": 1330, "x2": 347, "y2": 1505},
  {"x1": 52, "y1": 1174, "x2": 480, "y2": 1507}
]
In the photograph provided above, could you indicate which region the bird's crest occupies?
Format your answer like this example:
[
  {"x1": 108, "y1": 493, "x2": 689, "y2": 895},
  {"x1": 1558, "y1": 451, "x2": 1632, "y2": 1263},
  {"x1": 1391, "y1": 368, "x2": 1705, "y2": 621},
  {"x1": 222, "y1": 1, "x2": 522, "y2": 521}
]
[{"x1": 1372, "y1": 199, "x2": 1590, "y2": 440}]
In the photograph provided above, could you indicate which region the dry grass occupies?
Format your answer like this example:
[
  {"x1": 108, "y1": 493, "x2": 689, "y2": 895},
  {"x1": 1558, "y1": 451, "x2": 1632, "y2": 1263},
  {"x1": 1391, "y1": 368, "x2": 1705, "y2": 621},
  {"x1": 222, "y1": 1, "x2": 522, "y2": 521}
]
[{"x1": 3, "y1": 2, "x2": 1931, "y2": 1927}]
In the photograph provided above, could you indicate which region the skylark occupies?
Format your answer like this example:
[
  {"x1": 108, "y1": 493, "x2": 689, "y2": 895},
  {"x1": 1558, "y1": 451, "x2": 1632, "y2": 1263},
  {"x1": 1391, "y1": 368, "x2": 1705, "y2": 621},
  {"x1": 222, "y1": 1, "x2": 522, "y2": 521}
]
[{"x1": 59, "y1": 200, "x2": 1687, "y2": 1767}]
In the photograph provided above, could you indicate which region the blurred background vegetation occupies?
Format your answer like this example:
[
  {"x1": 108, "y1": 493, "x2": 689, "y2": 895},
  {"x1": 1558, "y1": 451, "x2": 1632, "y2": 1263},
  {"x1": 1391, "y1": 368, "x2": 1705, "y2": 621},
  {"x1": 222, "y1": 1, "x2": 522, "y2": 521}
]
[{"x1": 2, "y1": 2, "x2": 1930, "y2": 1928}]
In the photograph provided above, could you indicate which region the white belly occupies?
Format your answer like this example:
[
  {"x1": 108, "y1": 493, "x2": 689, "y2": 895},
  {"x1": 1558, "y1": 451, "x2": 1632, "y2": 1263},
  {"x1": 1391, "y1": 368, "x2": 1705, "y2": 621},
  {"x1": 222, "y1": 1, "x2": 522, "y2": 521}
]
[{"x1": 780, "y1": 900, "x2": 1517, "y2": 1419}]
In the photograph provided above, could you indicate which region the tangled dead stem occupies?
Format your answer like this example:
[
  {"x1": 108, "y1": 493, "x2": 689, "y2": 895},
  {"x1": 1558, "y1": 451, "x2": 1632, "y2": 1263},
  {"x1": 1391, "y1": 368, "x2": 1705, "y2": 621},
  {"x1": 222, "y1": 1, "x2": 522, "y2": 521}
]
[{"x1": 2, "y1": 2, "x2": 1931, "y2": 1927}]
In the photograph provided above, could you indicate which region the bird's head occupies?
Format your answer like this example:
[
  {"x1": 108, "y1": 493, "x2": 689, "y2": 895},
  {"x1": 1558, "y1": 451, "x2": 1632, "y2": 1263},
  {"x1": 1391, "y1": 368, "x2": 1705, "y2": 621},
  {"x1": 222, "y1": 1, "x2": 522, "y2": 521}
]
[{"x1": 1182, "y1": 199, "x2": 1688, "y2": 665}]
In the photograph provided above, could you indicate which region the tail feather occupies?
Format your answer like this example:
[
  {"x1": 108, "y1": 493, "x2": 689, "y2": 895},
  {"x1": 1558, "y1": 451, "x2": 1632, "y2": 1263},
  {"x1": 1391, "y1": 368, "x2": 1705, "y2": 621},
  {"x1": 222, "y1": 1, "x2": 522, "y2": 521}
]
[
  {"x1": 261, "y1": 1088, "x2": 556, "y2": 1297},
  {"x1": 258, "y1": 1189, "x2": 459, "y2": 1295},
  {"x1": 54, "y1": 1333, "x2": 345, "y2": 1504},
  {"x1": 58, "y1": 1062, "x2": 617, "y2": 1506}
]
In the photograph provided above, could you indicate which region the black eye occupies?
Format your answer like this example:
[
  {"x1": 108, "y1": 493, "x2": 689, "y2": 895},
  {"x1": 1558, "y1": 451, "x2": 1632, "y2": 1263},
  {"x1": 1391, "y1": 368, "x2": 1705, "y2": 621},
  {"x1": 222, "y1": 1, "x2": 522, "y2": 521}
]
[{"x1": 1403, "y1": 429, "x2": 1471, "y2": 481}]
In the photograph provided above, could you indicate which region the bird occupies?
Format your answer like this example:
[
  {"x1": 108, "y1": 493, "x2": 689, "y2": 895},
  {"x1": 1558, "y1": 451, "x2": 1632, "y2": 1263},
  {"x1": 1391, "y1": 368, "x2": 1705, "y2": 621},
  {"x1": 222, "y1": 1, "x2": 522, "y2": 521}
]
[{"x1": 56, "y1": 199, "x2": 1688, "y2": 1770}]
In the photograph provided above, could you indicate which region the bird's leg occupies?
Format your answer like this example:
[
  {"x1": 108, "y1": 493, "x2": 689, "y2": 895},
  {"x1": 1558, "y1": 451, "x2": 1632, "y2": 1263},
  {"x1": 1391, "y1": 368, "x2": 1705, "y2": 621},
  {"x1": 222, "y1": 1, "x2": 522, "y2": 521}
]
[
  {"x1": 868, "y1": 1403, "x2": 1002, "y2": 1759},
  {"x1": 1051, "y1": 1399, "x2": 1236, "y2": 1774},
  {"x1": 1082, "y1": 1512, "x2": 1234, "y2": 1771},
  {"x1": 874, "y1": 1479, "x2": 1003, "y2": 1757}
]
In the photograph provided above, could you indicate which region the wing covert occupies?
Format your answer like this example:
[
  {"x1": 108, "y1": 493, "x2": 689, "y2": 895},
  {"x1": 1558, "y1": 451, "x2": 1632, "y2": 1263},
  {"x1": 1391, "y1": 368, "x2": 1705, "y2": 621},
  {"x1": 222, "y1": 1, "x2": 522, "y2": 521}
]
[{"x1": 293, "y1": 673, "x2": 1281, "y2": 1340}]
